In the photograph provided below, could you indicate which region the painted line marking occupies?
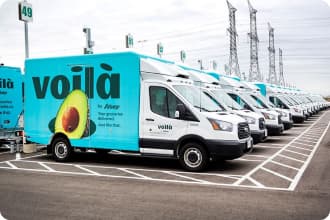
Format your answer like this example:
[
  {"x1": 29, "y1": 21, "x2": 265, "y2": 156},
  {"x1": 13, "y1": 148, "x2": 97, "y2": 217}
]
[
  {"x1": 255, "y1": 145, "x2": 282, "y2": 149},
  {"x1": 267, "y1": 143, "x2": 285, "y2": 146},
  {"x1": 162, "y1": 171, "x2": 212, "y2": 184},
  {"x1": 0, "y1": 151, "x2": 10, "y2": 155},
  {"x1": 38, "y1": 162, "x2": 55, "y2": 172},
  {"x1": 278, "y1": 154, "x2": 305, "y2": 163},
  {"x1": 247, "y1": 154, "x2": 269, "y2": 158},
  {"x1": 233, "y1": 111, "x2": 327, "y2": 187},
  {"x1": 261, "y1": 167, "x2": 293, "y2": 182},
  {"x1": 296, "y1": 139, "x2": 317, "y2": 144},
  {"x1": 5, "y1": 161, "x2": 17, "y2": 169},
  {"x1": 117, "y1": 168, "x2": 152, "y2": 180},
  {"x1": 299, "y1": 136, "x2": 319, "y2": 141},
  {"x1": 283, "y1": 149, "x2": 309, "y2": 157},
  {"x1": 237, "y1": 158, "x2": 264, "y2": 162},
  {"x1": 289, "y1": 145, "x2": 313, "y2": 152},
  {"x1": 294, "y1": 141, "x2": 314, "y2": 147},
  {"x1": 289, "y1": 120, "x2": 330, "y2": 190},
  {"x1": 270, "y1": 160, "x2": 299, "y2": 171},
  {"x1": 74, "y1": 165, "x2": 100, "y2": 175},
  {"x1": 247, "y1": 177, "x2": 265, "y2": 187},
  {"x1": 302, "y1": 133, "x2": 320, "y2": 137}
]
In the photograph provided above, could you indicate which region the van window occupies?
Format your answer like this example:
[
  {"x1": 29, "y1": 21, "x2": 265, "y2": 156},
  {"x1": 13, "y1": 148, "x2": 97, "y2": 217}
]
[
  {"x1": 228, "y1": 93, "x2": 253, "y2": 111},
  {"x1": 149, "y1": 86, "x2": 183, "y2": 119}
]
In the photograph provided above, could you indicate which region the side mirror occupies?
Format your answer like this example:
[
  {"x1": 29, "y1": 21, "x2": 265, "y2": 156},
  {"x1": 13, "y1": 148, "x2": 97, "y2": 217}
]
[{"x1": 175, "y1": 103, "x2": 186, "y2": 119}]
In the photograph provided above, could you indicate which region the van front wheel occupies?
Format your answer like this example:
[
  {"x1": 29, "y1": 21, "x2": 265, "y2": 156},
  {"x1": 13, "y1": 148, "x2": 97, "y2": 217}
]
[
  {"x1": 179, "y1": 143, "x2": 208, "y2": 171},
  {"x1": 52, "y1": 137, "x2": 72, "y2": 162}
]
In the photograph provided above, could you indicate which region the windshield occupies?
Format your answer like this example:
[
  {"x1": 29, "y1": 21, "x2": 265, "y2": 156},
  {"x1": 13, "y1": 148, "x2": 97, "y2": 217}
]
[
  {"x1": 279, "y1": 95, "x2": 294, "y2": 106},
  {"x1": 240, "y1": 93, "x2": 265, "y2": 109},
  {"x1": 211, "y1": 89, "x2": 243, "y2": 110},
  {"x1": 173, "y1": 85, "x2": 225, "y2": 112},
  {"x1": 249, "y1": 94, "x2": 271, "y2": 109}
]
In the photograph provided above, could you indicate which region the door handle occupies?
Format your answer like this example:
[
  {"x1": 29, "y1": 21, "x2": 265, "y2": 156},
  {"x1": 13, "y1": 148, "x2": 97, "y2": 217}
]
[{"x1": 145, "y1": 118, "x2": 155, "y2": 121}]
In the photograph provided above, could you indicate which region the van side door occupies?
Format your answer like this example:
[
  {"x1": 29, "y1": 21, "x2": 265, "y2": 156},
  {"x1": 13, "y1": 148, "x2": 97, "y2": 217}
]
[{"x1": 140, "y1": 83, "x2": 189, "y2": 155}]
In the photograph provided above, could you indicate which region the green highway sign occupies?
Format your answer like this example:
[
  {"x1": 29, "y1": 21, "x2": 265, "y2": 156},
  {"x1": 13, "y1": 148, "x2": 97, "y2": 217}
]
[{"x1": 18, "y1": 1, "x2": 33, "y2": 22}]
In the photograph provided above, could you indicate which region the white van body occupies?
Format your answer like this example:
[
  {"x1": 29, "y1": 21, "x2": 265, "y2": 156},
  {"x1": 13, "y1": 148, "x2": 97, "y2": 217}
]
[
  {"x1": 185, "y1": 70, "x2": 267, "y2": 143},
  {"x1": 25, "y1": 52, "x2": 253, "y2": 171}
]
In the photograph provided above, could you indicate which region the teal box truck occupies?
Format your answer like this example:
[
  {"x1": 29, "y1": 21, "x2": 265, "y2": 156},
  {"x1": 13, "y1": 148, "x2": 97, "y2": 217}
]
[
  {"x1": 25, "y1": 52, "x2": 252, "y2": 171},
  {"x1": 0, "y1": 66, "x2": 23, "y2": 148}
]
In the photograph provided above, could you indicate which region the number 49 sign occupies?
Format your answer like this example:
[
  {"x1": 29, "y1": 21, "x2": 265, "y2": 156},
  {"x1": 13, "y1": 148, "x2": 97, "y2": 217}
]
[{"x1": 18, "y1": 1, "x2": 33, "y2": 22}]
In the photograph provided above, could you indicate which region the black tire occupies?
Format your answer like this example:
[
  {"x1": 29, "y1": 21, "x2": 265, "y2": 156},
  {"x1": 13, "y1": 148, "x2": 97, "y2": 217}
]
[
  {"x1": 95, "y1": 149, "x2": 109, "y2": 156},
  {"x1": 179, "y1": 142, "x2": 209, "y2": 172},
  {"x1": 52, "y1": 137, "x2": 72, "y2": 162}
]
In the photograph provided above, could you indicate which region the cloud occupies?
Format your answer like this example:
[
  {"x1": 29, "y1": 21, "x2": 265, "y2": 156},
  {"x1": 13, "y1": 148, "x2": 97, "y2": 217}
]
[{"x1": 322, "y1": 0, "x2": 330, "y2": 6}]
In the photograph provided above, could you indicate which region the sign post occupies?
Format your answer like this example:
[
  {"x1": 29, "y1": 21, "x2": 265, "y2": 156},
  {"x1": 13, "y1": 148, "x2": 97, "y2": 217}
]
[
  {"x1": 18, "y1": 1, "x2": 33, "y2": 59},
  {"x1": 126, "y1": 34, "x2": 134, "y2": 48},
  {"x1": 157, "y1": 43, "x2": 164, "y2": 58},
  {"x1": 180, "y1": 50, "x2": 186, "y2": 63}
]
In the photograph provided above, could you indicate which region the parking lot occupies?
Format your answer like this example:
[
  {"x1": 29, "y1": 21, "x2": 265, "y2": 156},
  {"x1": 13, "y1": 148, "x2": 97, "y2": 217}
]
[{"x1": 0, "y1": 111, "x2": 329, "y2": 192}]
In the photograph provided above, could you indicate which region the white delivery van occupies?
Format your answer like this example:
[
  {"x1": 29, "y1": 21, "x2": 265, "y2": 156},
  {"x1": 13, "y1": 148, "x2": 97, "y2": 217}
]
[
  {"x1": 210, "y1": 75, "x2": 284, "y2": 135},
  {"x1": 182, "y1": 68, "x2": 267, "y2": 143},
  {"x1": 24, "y1": 52, "x2": 252, "y2": 171},
  {"x1": 254, "y1": 83, "x2": 306, "y2": 123},
  {"x1": 240, "y1": 81, "x2": 293, "y2": 130}
]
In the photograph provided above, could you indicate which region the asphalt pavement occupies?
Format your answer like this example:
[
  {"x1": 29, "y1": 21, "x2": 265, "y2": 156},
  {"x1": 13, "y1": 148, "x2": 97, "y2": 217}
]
[{"x1": 0, "y1": 111, "x2": 329, "y2": 220}]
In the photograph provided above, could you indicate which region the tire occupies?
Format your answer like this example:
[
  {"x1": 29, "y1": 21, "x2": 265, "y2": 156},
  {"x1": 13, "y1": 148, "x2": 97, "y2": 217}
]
[
  {"x1": 179, "y1": 142, "x2": 209, "y2": 172},
  {"x1": 95, "y1": 149, "x2": 109, "y2": 156},
  {"x1": 52, "y1": 137, "x2": 72, "y2": 162}
]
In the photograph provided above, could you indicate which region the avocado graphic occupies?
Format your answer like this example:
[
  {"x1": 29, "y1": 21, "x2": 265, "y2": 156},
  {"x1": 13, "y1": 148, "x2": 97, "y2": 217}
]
[{"x1": 54, "y1": 89, "x2": 89, "y2": 139}]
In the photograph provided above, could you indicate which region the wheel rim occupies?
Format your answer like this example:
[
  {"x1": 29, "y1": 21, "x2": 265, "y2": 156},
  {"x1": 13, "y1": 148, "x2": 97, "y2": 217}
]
[
  {"x1": 54, "y1": 141, "x2": 68, "y2": 159},
  {"x1": 183, "y1": 147, "x2": 202, "y2": 168}
]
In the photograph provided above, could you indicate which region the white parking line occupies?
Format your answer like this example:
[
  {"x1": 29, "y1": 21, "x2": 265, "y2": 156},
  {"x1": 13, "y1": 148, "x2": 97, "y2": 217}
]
[
  {"x1": 117, "y1": 168, "x2": 152, "y2": 180},
  {"x1": 163, "y1": 171, "x2": 212, "y2": 184},
  {"x1": 246, "y1": 177, "x2": 265, "y2": 187},
  {"x1": 75, "y1": 165, "x2": 100, "y2": 175},
  {"x1": 0, "y1": 151, "x2": 10, "y2": 155},
  {"x1": 5, "y1": 161, "x2": 17, "y2": 169},
  {"x1": 233, "y1": 112, "x2": 327, "y2": 188},
  {"x1": 299, "y1": 136, "x2": 319, "y2": 141},
  {"x1": 38, "y1": 162, "x2": 55, "y2": 172},
  {"x1": 289, "y1": 120, "x2": 330, "y2": 191},
  {"x1": 294, "y1": 141, "x2": 314, "y2": 147},
  {"x1": 261, "y1": 167, "x2": 293, "y2": 182},
  {"x1": 289, "y1": 145, "x2": 313, "y2": 152},
  {"x1": 267, "y1": 143, "x2": 285, "y2": 146},
  {"x1": 270, "y1": 160, "x2": 299, "y2": 171},
  {"x1": 255, "y1": 145, "x2": 282, "y2": 149},
  {"x1": 278, "y1": 154, "x2": 305, "y2": 163},
  {"x1": 283, "y1": 149, "x2": 309, "y2": 157},
  {"x1": 236, "y1": 158, "x2": 264, "y2": 162}
]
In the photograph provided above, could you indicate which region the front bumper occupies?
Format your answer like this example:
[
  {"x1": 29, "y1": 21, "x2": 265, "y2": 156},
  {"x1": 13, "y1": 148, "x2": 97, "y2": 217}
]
[
  {"x1": 251, "y1": 130, "x2": 267, "y2": 143},
  {"x1": 206, "y1": 137, "x2": 253, "y2": 160},
  {"x1": 283, "y1": 120, "x2": 293, "y2": 130},
  {"x1": 266, "y1": 124, "x2": 284, "y2": 135},
  {"x1": 292, "y1": 115, "x2": 305, "y2": 123}
]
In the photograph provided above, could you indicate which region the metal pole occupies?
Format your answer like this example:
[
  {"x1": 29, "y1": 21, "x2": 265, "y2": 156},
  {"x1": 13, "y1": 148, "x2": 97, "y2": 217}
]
[{"x1": 24, "y1": 1, "x2": 29, "y2": 58}]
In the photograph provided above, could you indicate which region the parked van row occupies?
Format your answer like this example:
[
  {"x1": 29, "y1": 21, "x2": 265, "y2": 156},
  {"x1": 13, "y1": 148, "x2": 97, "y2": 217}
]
[{"x1": 2, "y1": 52, "x2": 329, "y2": 171}]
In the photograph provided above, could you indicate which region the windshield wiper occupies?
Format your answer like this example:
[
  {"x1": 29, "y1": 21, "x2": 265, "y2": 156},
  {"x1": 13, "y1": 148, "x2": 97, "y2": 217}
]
[{"x1": 194, "y1": 105, "x2": 211, "y2": 112}]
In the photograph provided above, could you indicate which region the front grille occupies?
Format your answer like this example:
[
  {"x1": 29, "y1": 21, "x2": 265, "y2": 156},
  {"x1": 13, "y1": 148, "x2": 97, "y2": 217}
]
[
  {"x1": 259, "y1": 118, "x2": 265, "y2": 129},
  {"x1": 238, "y1": 122, "x2": 250, "y2": 139},
  {"x1": 278, "y1": 115, "x2": 282, "y2": 124}
]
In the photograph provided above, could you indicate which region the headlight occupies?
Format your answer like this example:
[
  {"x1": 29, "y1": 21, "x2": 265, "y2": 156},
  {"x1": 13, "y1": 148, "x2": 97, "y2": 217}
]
[
  {"x1": 262, "y1": 112, "x2": 276, "y2": 120},
  {"x1": 281, "y1": 111, "x2": 287, "y2": 117},
  {"x1": 238, "y1": 115, "x2": 256, "y2": 124},
  {"x1": 208, "y1": 118, "x2": 233, "y2": 132},
  {"x1": 293, "y1": 108, "x2": 301, "y2": 113}
]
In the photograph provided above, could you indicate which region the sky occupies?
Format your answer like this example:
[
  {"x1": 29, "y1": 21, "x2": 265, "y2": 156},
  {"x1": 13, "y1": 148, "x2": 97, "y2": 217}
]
[{"x1": 0, "y1": 0, "x2": 330, "y2": 96}]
